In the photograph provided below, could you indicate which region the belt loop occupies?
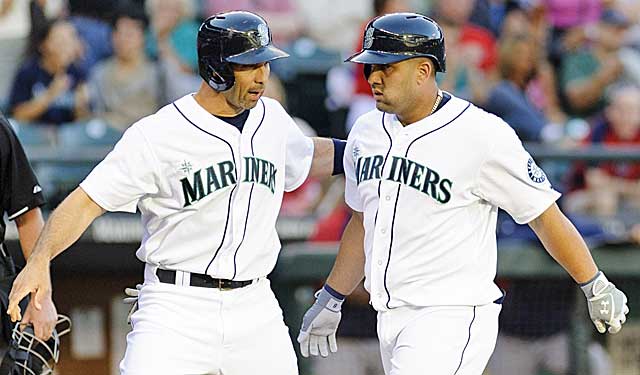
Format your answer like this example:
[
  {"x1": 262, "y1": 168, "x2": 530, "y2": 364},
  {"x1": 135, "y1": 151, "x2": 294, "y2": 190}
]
[
  {"x1": 145, "y1": 264, "x2": 159, "y2": 284},
  {"x1": 175, "y1": 270, "x2": 190, "y2": 287}
]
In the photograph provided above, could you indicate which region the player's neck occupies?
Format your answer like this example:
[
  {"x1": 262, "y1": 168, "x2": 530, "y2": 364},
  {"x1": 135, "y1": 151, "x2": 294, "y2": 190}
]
[
  {"x1": 397, "y1": 87, "x2": 442, "y2": 126},
  {"x1": 193, "y1": 83, "x2": 244, "y2": 117}
]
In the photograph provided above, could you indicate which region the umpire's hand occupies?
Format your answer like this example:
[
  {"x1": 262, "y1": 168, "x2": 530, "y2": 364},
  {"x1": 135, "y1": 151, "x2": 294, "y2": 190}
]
[
  {"x1": 21, "y1": 296, "x2": 58, "y2": 340},
  {"x1": 297, "y1": 286, "x2": 344, "y2": 357},
  {"x1": 7, "y1": 256, "x2": 53, "y2": 328},
  {"x1": 581, "y1": 271, "x2": 629, "y2": 334}
]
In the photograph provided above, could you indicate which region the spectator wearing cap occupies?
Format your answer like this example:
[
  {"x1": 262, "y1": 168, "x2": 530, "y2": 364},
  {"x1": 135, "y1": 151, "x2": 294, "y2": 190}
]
[
  {"x1": 559, "y1": 9, "x2": 632, "y2": 117},
  {"x1": 88, "y1": 5, "x2": 161, "y2": 132}
]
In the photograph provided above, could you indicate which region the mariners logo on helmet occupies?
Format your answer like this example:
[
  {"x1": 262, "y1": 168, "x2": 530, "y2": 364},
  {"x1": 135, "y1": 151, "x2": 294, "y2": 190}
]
[
  {"x1": 364, "y1": 27, "x2": 374, "y2": 49},
  {"x1": 346, "y1": 13, "x2": 446, "y2": 74},
  {"x1": 258, "y1": 23, "x2": 269, "y2": 47}
]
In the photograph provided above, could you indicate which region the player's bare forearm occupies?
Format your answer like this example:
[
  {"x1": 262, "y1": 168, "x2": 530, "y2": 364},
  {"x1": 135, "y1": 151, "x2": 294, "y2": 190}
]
[
  {"x1": 326, "y1": 211, "x2": 366, "y2": 295},
  {"x1": 528, "y1": 203, "x2": 598, "y2": 283},
  {"x1": 28, "y1": 187, "x2": 105, "y2": 264},
  {"x1": 309, "y1": 137, "x2": 334, "y2": 179},
  {"x1": 15, "y1": 207, "x2": 44, "y2": 260}
]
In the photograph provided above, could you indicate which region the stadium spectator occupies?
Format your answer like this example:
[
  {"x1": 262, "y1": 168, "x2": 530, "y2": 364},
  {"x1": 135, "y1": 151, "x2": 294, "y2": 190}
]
[
  {"x1": 483, "y1": 26, "x2": 567, "y2": 143},
  {"x1": 431, "y1": 0, "x2": 497, "y2": 102},
  {"x1": 67, "y1": 0, "x2": 115, "y2": 72},
  {"x1": 295, "y1": 0, "x2": 372, "y2": 53},
  {"x1": 145, "y1": 0, "x2": 200, "y2": 102},
  {"x1": 559, "y1": 9, "x2": 632, "y2": 117},
  {"x1": 564, "y1": 84, "x2": 640, "y2": 219},
  {"x1": 8, "y1": 18, "x2": 89, "y2": 125},
  {"x1": 89, "y1": 5, "x2": 160, "y2": 132},
  {"x1": 145, "y1": 0, "x2": 199, "y2": 74},
  {"x1": 203, "y1": 0, "x2": 303, "y2": 46}
]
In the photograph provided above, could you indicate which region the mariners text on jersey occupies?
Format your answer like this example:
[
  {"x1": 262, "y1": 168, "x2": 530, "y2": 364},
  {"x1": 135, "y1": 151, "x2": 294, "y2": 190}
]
[
  {"x1": 356, "y1": 155, "x2": 452, "y2": 203},
  {"x1": 181, "y1": 156, "x2": 277, "y2": 206}
]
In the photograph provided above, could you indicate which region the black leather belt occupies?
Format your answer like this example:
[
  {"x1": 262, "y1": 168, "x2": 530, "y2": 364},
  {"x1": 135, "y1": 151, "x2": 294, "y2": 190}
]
[{"x1": 156, "y1": 269, "x2": 254, "y2": 290}]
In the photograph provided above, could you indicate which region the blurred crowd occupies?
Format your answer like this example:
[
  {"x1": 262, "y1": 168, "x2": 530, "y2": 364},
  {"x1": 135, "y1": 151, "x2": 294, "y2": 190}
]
[
  {"x1": 0, "y1": 1, "x2": 639, "y2": 373},
  {"x1": 0, "y1": 0, "x2": 638, "y2": 237}
]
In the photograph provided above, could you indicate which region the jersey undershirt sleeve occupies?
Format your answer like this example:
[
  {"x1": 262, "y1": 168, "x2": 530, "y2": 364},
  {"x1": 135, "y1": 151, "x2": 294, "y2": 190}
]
[
  {"x1": 343, "y1": 129, "x2": 364, "y2": 212},
  {"x1": 283, "y1": 116, "x2": 314, "y2": 192},
  {"x1": 474, "y1": 122, "x2": 561, "y2": 224},
  {"x1": 80, "y1": 125, "x2": 159, "y2": 213}
]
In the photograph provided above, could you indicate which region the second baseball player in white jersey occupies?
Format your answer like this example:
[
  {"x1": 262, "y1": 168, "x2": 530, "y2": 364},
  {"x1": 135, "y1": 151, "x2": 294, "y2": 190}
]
[
  {"x1": 298, "y1": 12, "x2": 628, "y2": 375},
  {"x1": 344, "y1": 94, "x2": 558, "y2": 311}
]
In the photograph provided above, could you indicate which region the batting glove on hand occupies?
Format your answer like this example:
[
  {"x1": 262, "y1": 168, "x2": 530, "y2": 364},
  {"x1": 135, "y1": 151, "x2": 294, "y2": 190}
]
[
  {"x1": 580, "y1": 271, "x2": 629, "y2": 334},
  {"x1": 297, "y1": 285, "x2": 344, "y2": 358},
  {"x1": 123, "y1": 284, "x2": 142, "y2": 325}
]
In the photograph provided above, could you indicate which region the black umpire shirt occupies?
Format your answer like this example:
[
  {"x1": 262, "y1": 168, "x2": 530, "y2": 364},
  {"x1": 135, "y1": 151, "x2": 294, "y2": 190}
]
[{"x1": 0, "y1": 113, "x2": 45, "y2": 246}]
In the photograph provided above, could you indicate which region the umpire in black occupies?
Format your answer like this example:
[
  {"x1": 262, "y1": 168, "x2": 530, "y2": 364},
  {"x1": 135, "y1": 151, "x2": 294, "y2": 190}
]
[{"x1": 0, "y1": 112, "x2": 57, "y2": 343}]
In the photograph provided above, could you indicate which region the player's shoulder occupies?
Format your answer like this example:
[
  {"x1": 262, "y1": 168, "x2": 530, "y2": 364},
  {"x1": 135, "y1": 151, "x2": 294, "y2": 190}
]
[
  {"x1": 451, "y1": 95, "x2": 517, "y2": 137},
  {"x1": 260, "y1": 96, "x2": 292, "y2": 118},
  {"x1": 350, "y1": 109, "x2": 385, "y2": 138}
]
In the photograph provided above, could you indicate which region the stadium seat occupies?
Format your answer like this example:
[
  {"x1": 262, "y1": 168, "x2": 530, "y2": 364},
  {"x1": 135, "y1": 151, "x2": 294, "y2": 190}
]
[
  {"x1": 57, "y1": 119, "x2": 122, "y2": 147},
  {"x1": 8, "y1": 120, "x2": 57, "y2": 146}
]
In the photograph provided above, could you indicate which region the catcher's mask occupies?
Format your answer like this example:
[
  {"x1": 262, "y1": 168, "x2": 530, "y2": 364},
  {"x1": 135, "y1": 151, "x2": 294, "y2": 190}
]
[{"x1": 1, "y1": 315, "x2": 71, "y2": 375}]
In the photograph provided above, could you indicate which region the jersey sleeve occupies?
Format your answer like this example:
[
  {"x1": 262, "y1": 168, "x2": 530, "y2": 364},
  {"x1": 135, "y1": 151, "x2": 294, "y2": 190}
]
[
  {"x1": 283, "y1": 117, "x2": 314, "y2": 192},
  {"x1": 474, "y1": 121, "x2": 561, "y2": 224},
  {"x1": 0, "y1": 118, "x2": 45, "y2": 220},
  {"x1": 80, "y1": 125, "x2": 159, "y2": 213},
  {"x1": 344, "y1": 130, "x2": 364, "y2": 212}
]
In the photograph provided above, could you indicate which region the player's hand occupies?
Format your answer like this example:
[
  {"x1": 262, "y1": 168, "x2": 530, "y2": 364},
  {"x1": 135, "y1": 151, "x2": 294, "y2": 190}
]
[
  {"x1": 297, "y1": 286, "x2": 344, "y2": 358},
  {"x1": 21, "y1": 295, "x2": 58, "y2": 340},
  {"x1": 580, "y1": 271, "x2": 629, "y2": 334},
  {"x1": 123, "y1": 284, "x2": 143, "y2": 324},
  {"x1": 7, "y1": 256, "x2": 52, "y2": 323}
]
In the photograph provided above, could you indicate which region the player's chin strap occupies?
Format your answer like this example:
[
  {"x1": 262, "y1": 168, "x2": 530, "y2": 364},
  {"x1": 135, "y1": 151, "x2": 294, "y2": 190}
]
[{"x1": 580, "y1": 271, "x2": 629, "y2": 334}]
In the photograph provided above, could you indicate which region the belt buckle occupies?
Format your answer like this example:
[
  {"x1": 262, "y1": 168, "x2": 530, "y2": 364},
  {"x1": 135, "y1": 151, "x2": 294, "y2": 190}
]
[{"x1": 218, "y1": 279, "x2": 233, "y2": 291}]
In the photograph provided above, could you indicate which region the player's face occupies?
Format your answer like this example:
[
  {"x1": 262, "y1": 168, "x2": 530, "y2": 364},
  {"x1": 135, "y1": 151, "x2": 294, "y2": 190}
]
[
  {"x1": 367, "y1": 59, "x2": 421, "y2": 115},
  {"x1": 224, "y1": 62, "x2": 270, "y2": 111}
]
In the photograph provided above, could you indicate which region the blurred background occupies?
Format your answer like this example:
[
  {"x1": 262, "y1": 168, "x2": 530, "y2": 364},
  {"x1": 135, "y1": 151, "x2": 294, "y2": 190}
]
[{"x1": 1, "y1": 0, "x2": 639, "y2": 374}]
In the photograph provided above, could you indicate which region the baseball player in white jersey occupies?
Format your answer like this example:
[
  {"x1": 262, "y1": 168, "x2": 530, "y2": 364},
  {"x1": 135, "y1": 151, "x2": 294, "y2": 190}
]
[
  {"x1": 7, "y1": 11, "x2": 346, "y2": 375},
  {"x1": 298, "y1": 13, "x2": 629, "y2": 375}
]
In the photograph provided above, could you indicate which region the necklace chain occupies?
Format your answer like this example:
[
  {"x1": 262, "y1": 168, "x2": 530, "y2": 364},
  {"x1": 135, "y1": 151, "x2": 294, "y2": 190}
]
[{"x1": 430, "y1": 90, "x2": 443, "y2": 115}]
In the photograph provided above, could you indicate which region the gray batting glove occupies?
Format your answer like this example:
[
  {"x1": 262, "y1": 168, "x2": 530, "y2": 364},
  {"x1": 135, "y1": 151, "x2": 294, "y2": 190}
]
[
  {"x1": 580, "y1": 271, "x2": 629, "y2": 334},
  {"x1": 123, "y1": 284, "x2": 142, "y2": 325},
  {"x1": 297, "y1": 286, "x2": 344, "y2": 358}
]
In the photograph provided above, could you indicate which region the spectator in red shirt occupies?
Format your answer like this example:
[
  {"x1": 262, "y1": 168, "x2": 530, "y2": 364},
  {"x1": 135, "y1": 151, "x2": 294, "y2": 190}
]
[{"x1": 564, "y1": 84, "x2": 640, "y2": 218}]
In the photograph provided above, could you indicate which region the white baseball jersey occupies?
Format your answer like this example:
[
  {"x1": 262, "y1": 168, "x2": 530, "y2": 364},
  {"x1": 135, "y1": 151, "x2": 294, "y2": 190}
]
[
  {"x1": 344, "y1": 93, "x2": 560, "y2": 312},
  {"x1": 81, "y1": 94, "x2": 314, "y2": 280}
]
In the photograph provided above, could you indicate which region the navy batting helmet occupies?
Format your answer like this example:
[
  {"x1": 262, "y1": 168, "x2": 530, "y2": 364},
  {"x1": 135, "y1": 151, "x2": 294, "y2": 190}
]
[
  {"x1": 346, "y1": 12, "x2": 446, "y2": 73},
  {"x1": 197, "y1": 11, "x2": 289, "y2": 91}
]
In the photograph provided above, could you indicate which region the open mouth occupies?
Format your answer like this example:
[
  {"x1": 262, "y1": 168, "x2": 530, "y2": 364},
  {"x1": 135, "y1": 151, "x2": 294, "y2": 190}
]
[{"x1": 248, "y1": 89, "x2": 263, "y2": 99}]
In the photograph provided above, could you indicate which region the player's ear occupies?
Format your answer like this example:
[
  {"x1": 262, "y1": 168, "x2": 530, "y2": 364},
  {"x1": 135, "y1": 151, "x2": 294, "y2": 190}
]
[{"x1": 416, "y1": 58, "x2": 432, "y2": 84}]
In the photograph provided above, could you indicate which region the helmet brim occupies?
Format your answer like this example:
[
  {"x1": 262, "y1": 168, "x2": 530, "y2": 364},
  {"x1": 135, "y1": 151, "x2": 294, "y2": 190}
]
[
  {"x1": 226, "y1": 45, "x2": 289, "y2": 65},
  {"x1": 345, "y1": 50, "x2": 412, "y2": 64}
]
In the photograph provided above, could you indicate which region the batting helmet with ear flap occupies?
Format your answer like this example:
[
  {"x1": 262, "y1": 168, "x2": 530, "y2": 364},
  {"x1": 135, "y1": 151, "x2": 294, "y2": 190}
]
[
  {"x1": 197, "y1": 11, "x2": 289, "y2": 92},
  {"x1": 0, "y1": 315, "x2": 71, "y2": 375},
  {"x1": 346, "y1": 12, "x2": 446, "y2": 77}
]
